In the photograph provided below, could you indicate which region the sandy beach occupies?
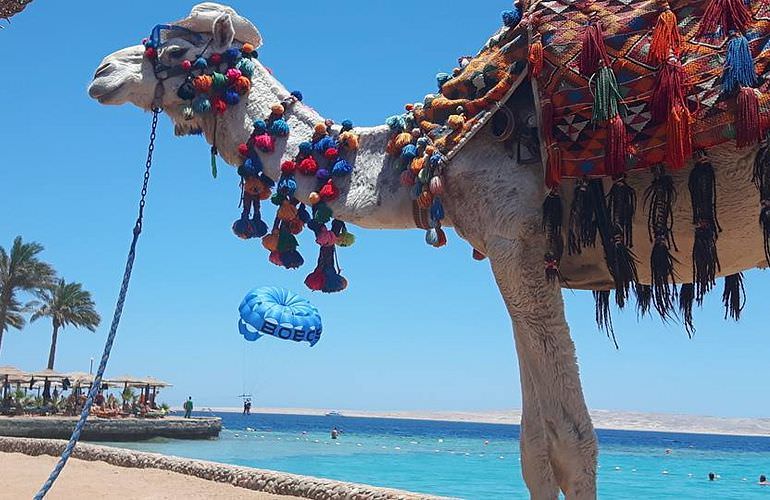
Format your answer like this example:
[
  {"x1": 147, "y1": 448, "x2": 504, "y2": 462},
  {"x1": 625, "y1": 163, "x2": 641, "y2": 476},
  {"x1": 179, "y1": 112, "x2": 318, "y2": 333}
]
[
  {"x1": 201, "y1": 407, "x2": 770, "y2": 437},
  {"x1": 0, "y1": 452, "x2": 294, "y2": 499}
]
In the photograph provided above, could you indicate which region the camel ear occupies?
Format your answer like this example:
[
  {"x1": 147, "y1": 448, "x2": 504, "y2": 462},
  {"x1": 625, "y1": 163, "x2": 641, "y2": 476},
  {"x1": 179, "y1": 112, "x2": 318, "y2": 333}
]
[{"x1": 212, "y1": 12, "x2": 235, "y2": 49}]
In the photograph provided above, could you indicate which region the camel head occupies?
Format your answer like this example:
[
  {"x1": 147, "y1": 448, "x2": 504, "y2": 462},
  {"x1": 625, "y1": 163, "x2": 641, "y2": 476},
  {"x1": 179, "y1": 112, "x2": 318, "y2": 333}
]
[{"x1": 88, "y1": 3, "x2": 262, "y2": 134}]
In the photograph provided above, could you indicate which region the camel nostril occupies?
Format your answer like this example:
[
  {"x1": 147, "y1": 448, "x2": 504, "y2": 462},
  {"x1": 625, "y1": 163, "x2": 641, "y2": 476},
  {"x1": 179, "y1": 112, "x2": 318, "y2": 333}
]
[{"x1": 94, "y1": 63, "x2": 112, "y2": 78}]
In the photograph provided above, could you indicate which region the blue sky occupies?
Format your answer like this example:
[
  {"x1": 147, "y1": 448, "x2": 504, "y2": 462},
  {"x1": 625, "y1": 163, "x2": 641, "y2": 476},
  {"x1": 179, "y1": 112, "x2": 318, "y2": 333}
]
[{"x1": 0, "y1": 0, "x2": 768, "y2": 417}]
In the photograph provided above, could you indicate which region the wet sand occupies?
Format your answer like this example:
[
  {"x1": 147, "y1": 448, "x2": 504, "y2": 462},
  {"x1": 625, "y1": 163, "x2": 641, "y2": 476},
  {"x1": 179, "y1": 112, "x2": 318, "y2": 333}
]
[{"x1": 0, "y1": 452, "x2": 295, "y2": 499}]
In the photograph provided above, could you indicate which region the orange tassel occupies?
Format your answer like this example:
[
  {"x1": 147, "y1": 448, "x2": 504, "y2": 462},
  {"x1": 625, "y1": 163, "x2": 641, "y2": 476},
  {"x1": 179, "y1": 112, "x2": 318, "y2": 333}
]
[
  {"x1": 667, "y1": 104, "x2": 692, "y2": 169},
  {"x1": 648, "y1": 9, "x2": 682, "y2": 66},
  {"x1": 528, "y1": 40, "x2": 544, "y2": 78},
  {"x1": 737, "y1": 87, "x2": 761, "y2": 148}
]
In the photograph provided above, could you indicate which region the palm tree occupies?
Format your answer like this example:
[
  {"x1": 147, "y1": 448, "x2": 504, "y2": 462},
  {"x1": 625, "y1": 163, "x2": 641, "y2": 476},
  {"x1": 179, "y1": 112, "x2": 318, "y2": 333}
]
[
  {"x1": 31, "y1": 279, "x2": 101, "y2": 371},
  {"x1": 0, "y1": 236, "x2": 56, "y2": 356}
]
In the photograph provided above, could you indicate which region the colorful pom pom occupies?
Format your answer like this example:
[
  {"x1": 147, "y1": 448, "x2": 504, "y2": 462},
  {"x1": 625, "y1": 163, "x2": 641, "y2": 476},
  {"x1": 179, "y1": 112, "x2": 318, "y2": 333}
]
[
  {"x1": 319, "y1": 180, "x2": 340, "y2": 201},
  {"x1": 308, "y1": 192, "x2": 321, "y2": 205},
  {"x1": 281, "y1": 160, "x2": 296, "y2": 174},
  {"x1": 316, "y1": 168, "x2": 331, "y2": 181},
  {"x1": 291, "y1": 90, "x2": 304, "y2": 101},
  {"x1": 332, "y1": 159, "x2": 353, "y2": 177},
  {"x1": 298, "y1": 141, "x2": 313, "y2": 156},
  {"x1": 224, "y1": 90, "x2": 240, "y2": 105},
  {"x1": 299, "y1": 157, "x2": 318, "y2": 175},
  {"x1": 253, "y1": 119, "x2": 267, "y2": 134},
  {"x1": 252, "y1": 133, "x2": 275, "y2": 153},
  {"x1": 236, "y1": 58, "x2": 256, "y2": 77},
  {"x1": 193, "y1": 75, "x2": 213, "y2": 93},
  {"x1": 234, "y1": 76, "x2": 251, "y2": 94},
  {"x1": 212, "y1": 97, "x2": 227, "y2": 115},
  {"x1": 241, "y1": 43, "x2": 254, "y2": 54},
  {"x1": 238, "y1": 143, "x2": 249, "y2": 157},
  {"x1": 226, "y1": 68, "x2": 242, "y2": 82},
  {"x1": 181, "y1": 60, "x2": 192, "y2": 71},
  {"x1": 193, "y1": 57, "x2": 207, "y2": 69},
  {"x1": 270, "y1": 119, "x2": 290, "y2": 137}
]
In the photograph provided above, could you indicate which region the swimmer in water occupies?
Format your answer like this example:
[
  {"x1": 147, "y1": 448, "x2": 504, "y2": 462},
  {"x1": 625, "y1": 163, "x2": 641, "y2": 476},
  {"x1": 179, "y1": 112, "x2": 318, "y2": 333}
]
[
  {"x1": 759, "y1": 474, "x2": 768, "y2": 485},
  {"x1": 331, "y1": 427, "x2": 339, "y2": 440},
  {"x1": 708, "y1": 472, "x2": 716, "y2": 481}
]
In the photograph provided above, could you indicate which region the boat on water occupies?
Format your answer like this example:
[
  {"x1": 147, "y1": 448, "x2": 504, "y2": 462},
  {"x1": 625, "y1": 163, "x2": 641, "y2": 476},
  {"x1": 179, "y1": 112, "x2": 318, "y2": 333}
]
[{"x1": 325, "y1": 411, "x2": 343, "y2": 417}]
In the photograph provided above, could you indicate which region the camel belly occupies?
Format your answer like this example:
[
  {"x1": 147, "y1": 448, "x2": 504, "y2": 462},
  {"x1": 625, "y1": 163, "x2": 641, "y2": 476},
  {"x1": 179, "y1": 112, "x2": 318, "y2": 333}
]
[{"x1": 559, "y1": 144, "x2": 768, "y2": 290}]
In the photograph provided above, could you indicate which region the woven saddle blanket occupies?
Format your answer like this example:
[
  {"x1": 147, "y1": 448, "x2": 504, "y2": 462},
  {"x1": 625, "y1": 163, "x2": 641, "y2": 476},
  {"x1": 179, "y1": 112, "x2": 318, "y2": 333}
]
[{"x1": 411, "y1": 0, "x2": 770, "y2": 183}]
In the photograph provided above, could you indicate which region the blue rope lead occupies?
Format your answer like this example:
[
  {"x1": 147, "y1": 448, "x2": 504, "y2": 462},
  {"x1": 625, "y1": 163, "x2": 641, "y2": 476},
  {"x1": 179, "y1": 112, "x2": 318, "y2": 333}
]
[{"x1": 34, "y1": 109, "x2": 161, "y2": 500}]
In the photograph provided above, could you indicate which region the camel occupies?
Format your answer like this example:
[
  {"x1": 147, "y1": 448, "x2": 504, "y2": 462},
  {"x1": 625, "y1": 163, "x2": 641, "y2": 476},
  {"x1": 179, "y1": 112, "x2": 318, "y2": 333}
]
[{"x1": 87, "y1": 3, "x2": 768, "y2": 498}]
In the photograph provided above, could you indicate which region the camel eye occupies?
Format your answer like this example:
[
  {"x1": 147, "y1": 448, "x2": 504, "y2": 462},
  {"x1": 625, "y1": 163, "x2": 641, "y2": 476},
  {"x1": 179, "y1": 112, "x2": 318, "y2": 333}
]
[{"x1": 167, "y1": 46, "x2": 188, "y2": 59}]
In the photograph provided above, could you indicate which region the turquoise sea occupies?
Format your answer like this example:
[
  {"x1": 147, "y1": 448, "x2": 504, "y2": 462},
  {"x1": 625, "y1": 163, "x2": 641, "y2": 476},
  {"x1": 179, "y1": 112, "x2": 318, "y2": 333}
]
[{"x1": 103, "y1": 412, "x2": 770, "y2": 499}]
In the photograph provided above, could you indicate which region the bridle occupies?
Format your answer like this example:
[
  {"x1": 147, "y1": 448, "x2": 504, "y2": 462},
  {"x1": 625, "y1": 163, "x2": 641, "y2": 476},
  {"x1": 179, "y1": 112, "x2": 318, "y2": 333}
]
[{"x1": 143, "y1": 24, "x2": 214, "y2": 109}]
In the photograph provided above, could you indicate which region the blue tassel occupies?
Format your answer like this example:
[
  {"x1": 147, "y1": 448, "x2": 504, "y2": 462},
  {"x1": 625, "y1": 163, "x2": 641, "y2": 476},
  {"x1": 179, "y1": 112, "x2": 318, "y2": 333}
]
[
  {"x1": 278, "y1": 176, "x2": 297, "y2": 197},
  {"x1": 429, "y1": 153, "x2": 443, "y2": 167},
  {"x1": 341, "y1": 120, "x2": 354, "y2": 131},
  {"x1": 253, "y1": 119, "x2": 267, "y2": 134},
  {"x1": 502, "y1": 5, "x2": 522, "y2": 28},
  {"x1": 232, "y1": 217, "x2": 255, "y2": 239},
  {"x1": 250, "y1": 218, "x2": 268, "y2": 238},
  {"x1": 270, "y1": 119, "x2": 290, "y2": 137},
  {"x1": 332, "y1": 159, "x2": 354, "y2": 176},
  {"x1": 224, "y1": 90, "x2": 240, "y2": 105},
  {"x1": 386, "y1": 115, "x2": 406, "y2": 132},
  {"x1": 238, "y1": 156, "x2": 263, "y2": 177},
  {"x1": 724, "y1": 33, "x2": 758, "y2": 95},
  {"x1": 192, "y1": 96, "x2": 211, "y2": 114},
  {"x1": 280, "y1": 250, "x2": 304, "y2": 269},
  {"x1": 425, "y1": 228, "x2": 439, "y2": 246},
  {"x1": 224, "y1": 47, "x2": 241, "y2": 63},
  {"x1": 401, "y1": 144, "x2": 418, "y2": 161},
  {"x1": 323, "y1": 268, "x2": 345, "y2": 293},
  {"x1": 313, "y1": 136, "x2": 337, "y2": 154},
  {"x1": 430, "y1": 198, "x2": 445, "y2": 221},
  {"x1": 291, "y1": 90, "x2": 304, "y2": 101},
  {"x1": 298, "y1": 141, "x2": 313, "y2": 156}
]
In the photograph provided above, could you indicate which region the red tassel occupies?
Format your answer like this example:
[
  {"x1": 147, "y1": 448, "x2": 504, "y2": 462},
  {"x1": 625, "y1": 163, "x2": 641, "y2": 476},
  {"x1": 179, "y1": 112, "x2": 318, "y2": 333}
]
[
  {"x1": 648, "y1": 8, "x2": 682, "y2": 65},
  {"x1": 580, "y1": 21, "x2": 610, "y2": 77},
  {"x1": 650, "y1": 57, "x2": 687, "y2": 124},
  {"x1": 667, "y1": 104, "x2": 692, "y2": 169},
  {"x1": 606, "y1": 114, "x2": 628, "y2": 176},
  {"x1": 528, "y1": 39, "x2": 544, "y2": 78},
  {"x1": 737, "y1": 87, "x2": 761, "y2": 148},
  {"x1": 696, "y1": 0, "x2": 751, "y2": 39}
]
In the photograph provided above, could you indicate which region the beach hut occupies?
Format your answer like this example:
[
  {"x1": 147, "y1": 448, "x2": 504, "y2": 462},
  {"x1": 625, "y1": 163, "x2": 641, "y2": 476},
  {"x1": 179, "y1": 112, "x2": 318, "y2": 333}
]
[{"x1": 127, "y1": 377, "x2": 172, "y2": 406}]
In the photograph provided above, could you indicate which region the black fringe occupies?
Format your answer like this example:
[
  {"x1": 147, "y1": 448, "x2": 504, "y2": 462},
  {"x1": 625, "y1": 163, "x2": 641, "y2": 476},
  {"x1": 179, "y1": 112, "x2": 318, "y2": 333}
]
[
  {"x1": 636, "y1": 284, "x2": 652, "y2": 317},
  {"x1": 568, "y1": 178, "x2": 598, "y2": 255},
  {"x1": 593, "y1": 290, "x2": 618, "y2": 349},
  {"x1": 679, "y1": 283, "x2": 695, "y2": 337},
  {"x1": 607, "y1": 175, "x2": 637, "y2": 248},
  {"x1": 722, "y1": 273, "x2": 746, "y2": 321},
  {"x1": 609, "y1": 226, "x2": 639, "y2": 309},
  {"x1": 688, "y1": 157, "x2": 721, "y2": 303},
  {"x1": 645, "y1": 166, "x2": 679, "y2": 319},
  {"x1": 753, "y1": 144, "x2": 770, "y2": 265},
  {"x1": 650, "y1": 238, "x2": 678, "y2": 319},
  {"x1": 586, "y1": 180, "x2": 639, "y2": 309}
]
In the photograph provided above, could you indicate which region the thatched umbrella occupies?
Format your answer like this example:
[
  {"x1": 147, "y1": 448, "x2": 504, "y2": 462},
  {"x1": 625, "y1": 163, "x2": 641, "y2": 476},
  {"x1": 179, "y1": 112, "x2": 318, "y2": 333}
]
[
  {"x1": 127, "y1": 377, "x2": 172, "y2": 405},
  {"x1": 0, "y1": 0, "x2": 33, "y2": 22},
  {"x1": 0, "y1": 366, "x2": 27, "y2": 399}
]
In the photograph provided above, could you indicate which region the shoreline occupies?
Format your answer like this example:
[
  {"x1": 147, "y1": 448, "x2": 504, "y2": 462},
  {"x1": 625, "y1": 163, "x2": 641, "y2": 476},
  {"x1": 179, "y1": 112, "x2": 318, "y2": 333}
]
[
  {"x1": 0, "y1": 437, "x2": 445, "y2": 499},
  {"x1": 198, "y1": 407, "x2": 770, "y2": 438}
]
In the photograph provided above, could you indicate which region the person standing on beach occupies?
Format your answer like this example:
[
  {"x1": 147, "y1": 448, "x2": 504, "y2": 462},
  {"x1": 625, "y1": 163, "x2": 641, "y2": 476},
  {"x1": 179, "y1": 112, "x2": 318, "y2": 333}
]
[{"x1": 183, "y1": 397, "x2": 193, "y2": 418}]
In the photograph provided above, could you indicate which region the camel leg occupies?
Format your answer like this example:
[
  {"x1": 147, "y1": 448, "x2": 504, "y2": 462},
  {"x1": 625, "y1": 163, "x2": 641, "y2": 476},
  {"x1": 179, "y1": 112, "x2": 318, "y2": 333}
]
[
  {"x1": 518, "y1": 350, "x2": 560, "y2": 499},
  {"x1": 487, "y1": 232, "x2": 597, "y2": 500}
]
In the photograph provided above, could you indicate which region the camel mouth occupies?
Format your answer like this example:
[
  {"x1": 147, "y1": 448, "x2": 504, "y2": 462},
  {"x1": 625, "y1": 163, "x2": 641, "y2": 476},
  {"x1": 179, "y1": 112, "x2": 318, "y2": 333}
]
[{"x1": 88, "y1": 78, "x2": 127, "y2": 105}]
